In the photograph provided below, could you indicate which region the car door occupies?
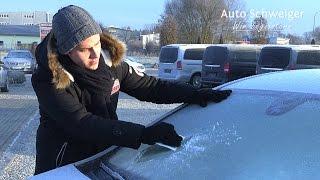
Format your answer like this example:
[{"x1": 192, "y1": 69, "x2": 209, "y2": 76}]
[
  {"x1": 202, "y1": 46, "x2": 229, "y2": 84},
  {"x1": 230, "y1": 50, "x2": 258, "y2": 80}
]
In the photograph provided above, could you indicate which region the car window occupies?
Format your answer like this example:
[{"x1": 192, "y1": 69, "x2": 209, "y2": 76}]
[
  {"x1": 231, "y1": 50, "x2": 257, "y2": 62},
  {"x1": 203, "y1": 46, "x2": 228, "y2": 64},
  {"x1": 296, "y1": 50, "x2": 320, "y2": 65},
  {"x1": 183, "y1": 48, "x2": 205, "y2": 60},
  {"x1": 159, "y1": 47, "x2": 178, "y2": 63},
  {"x1": 7, "y1": 51, "x2": 32, "y2": 59},
  {"x1": 102, "y1": 89, "x2": 320, "y2": 179},
  {"x1": 259, "y1": 48, "x2": 291, "y2": 68}
]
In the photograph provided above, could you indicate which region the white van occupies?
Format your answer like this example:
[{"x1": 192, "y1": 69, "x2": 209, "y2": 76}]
[{"x1": 158, "y1": 44, "x2": 211, "y2": 88}]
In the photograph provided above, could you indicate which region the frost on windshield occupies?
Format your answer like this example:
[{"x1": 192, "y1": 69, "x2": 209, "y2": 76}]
[
  {"x1": 266, "y1": 93, "x2": 320, "y2": 116},
  {"x1": 135, "y1": 120, "x2": 242, "y2": 163},
  {"x1": 107, "y1": 119, "x2": 243, "y2": 179}
]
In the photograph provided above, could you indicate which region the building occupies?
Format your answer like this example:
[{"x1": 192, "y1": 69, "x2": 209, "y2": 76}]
[
  {"x1": 104, "y1": 26, "x2": 160, "y2": 53},
  {"x1": 268, "y1": 37, "x2": 290, "y2": 45},
  {"x1": 0, "y1": 25, "x2": 40, "y2": 50},
  {"x1": 104, "y1": 26, "x2": 133, "y2": 43},
  {"x1": 140, "y1": 32, "x2": 160, "y2": 49},
  {"x1": 0, "y1": 11, "x2": 51, "y2": 25}
]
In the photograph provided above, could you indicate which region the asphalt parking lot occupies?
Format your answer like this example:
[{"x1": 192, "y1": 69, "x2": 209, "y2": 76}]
[{"x1": 0, "y1": 68, "x2": 180, "y2": 180}]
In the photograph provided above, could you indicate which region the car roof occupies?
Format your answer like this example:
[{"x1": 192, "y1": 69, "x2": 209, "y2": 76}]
[
  {"x1": 261, "y1": 45, "x2": 320, "y2": 51},
  {"x1": 164, "y1": 44, "x2": 212, "y2": 50},
  {"x1": 291, "y1": 45, "x2": 320, "y2": 51},
  {"x1": 8, "y1": 50, "x2": 31, "y2": 53},
  {"x1": 219, "y1": 69, "x2": 320, "y2": 95},
  {"x1": 206, "y1": 44, "x2": 262, "y2": 51}
]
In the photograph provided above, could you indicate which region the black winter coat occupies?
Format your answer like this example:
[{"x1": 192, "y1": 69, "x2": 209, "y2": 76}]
[{"x1": 32, "y1": 32, "x2": 197, "y2": 174}]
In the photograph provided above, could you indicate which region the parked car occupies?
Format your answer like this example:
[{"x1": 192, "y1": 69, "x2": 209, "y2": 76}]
[
  {"x1": 124, "y1": 57, "x2": 146, "y2": 73},
  {"x1": 202, "y1": 44, "x2": 261, "y2": 87},
  {"x1": 158, "y1": 44, "x2": 211, "y2": 88},
  {"x1": 2, "y1": 50, "x2": 36, "y2": 74},
  {"x1": 0, "y1": 61, "x2": 9, "y2": 92},
  {"x1": 31, "y1": 69, "x2": 320, "y2": 179},
  {"x1": 256, "y1": 45, "x2": 320, "y2": 74}
]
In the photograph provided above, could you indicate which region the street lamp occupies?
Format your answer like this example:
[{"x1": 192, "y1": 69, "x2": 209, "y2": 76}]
[{"x1": 311, "y1": 10, "x2": 320, "y2": 44}]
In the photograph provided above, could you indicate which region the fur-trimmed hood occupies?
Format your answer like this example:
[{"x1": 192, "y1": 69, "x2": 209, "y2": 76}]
[{"x1": 35, "y1": 32, "x2": 126, "y2": 89}]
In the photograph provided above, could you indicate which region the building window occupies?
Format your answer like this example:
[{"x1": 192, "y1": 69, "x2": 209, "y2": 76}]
[
  {"x1": 0, "y1": 14, "x2": 9, "y2": 18},
  {"x1": 24, "y1": 14, "x2": 34, "y2": 19}
]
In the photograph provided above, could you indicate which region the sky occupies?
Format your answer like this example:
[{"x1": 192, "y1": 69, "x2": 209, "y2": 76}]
[
  {"x1": 244, "y1": 0, "x2": 320, "y2": 35},
  {"x1": 0, "y1": 0, "x2": 319, "y2": 35}
]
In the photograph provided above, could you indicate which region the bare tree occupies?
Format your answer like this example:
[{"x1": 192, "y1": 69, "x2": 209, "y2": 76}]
[
  {"x1": 142, "y1": 24, "x2": 160, "y2": 34},
  {"x1": 251, "y1": 16, "x2": 268, "y2": 44},
  {"x1": 313, "y1": 26, "x2": 320, "y2": 44},
  {"x1": 117, "y1": 26, "x2": 133, "y2": 45},
  {"x1": 303, "y1": 26, "x2": 320, "y2": 44},
  {"x1": 285, "y1": 34, "x2": 304, "y2": 45},
  {"x1": 159, "y1": 14, "x2": 178, "y2": 46},
  {"x1": 177, "y1": 0, "x2": 226, "y2": 43},
  {"x1": 304, "y1": 31, "x2": 313, "y2": 44},
  {"x1": 220, "y1": 0, "x2": 247, "y2": 43},
  {"x1": 160, "y1": 0, "x2": 246, "y2": 44},
  {"x1": 127, "y1": 39, "x2": 143, "y2": 55},
  {"x1": 145, "y1": 41, "x2": 160, "y2": 55}
]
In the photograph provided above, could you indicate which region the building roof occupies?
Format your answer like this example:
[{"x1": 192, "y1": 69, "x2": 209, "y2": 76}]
[{"x1": 0, "y1": 25, "x2": 39, "y2": 37}]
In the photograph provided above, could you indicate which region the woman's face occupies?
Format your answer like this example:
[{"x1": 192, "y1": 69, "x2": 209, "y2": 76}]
[{"x1": 68, "y1": 34, "x2": 101, "y2": 70}]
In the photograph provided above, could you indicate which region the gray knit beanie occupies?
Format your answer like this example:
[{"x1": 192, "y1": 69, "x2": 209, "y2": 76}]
[{"x1": 52, "y1": 5, "x2": 102, "y2": 54}]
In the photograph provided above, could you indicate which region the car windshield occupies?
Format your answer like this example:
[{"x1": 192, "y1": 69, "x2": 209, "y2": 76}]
[
  {"x1": 101, "y1": 89, "x2": 320, "y2": 179},
  {"x1": 159, "y1": 47, "x2": 178, "y2": 63},
  {"x1": 259, "y1": 48, "x2": 291, "y2": 68},
  {"x1": 7, "y1": 51, "x2": 32, "y2": 58},
  {"x1": 203, "y1": 46, "x2": 228, "y2": 64},
  {"x1": 296, "y1": 50, "x2": 320, "y2": 65}
]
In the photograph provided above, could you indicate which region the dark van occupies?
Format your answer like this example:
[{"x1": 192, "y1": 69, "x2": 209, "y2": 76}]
[
  {"x1": 257, "y1": 45, "x2": 320, "y2": 74},
  {"x1": 201, "y1": 44, "x2": 261, "y2": 86}
]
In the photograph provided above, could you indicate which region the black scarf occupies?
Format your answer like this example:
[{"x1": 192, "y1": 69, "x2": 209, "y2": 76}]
[{"x1": 59, "y1": 54, "x2": 113, "y2": 118}]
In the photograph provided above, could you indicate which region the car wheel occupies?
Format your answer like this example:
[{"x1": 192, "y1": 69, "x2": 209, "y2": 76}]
[{"x1": 190, "y1": 74, "x2": 202, "y2": 89}]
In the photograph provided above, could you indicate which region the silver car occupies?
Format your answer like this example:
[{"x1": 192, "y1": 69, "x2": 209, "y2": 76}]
[
  {"x1": 124, "y1": 58, "x2": 146, "y2": 73},
  {"x1": 0, "y1": 61, "x2": 9, "y2": 92},
  {"x1": 3, "y1": 50, "x2": 36, "y2": 73},
  {"x1": 31, "y1": 69, "x2": 320, "y2": 179}
]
